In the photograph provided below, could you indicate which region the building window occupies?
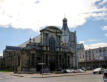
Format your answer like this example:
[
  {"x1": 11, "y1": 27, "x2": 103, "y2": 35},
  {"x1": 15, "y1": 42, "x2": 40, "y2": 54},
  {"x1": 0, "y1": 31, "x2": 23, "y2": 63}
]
[
  {"x1": 99, "y1": 49, "x2": 101, "y2": 52},
  {"x1": 32, "y1": 54, "x2": 35, "y2": 66},
  {"x1": 46, "y1": 55, "x2": 48, "y2": 64},
  {"x1": 68, "y1": 56, "x2": 69, "y2": 65},
  {"x1": 49, "y1": 37, "x2": 56, "y2": 51},
  {"x1": 43, "y1": 33, "x2": 48, "y2": 45},
  {"x1": 18, "y1": 56, "x2": 20, "y2": 66},
  {"x1": 103, "y1": 48, "x2": 105, "y2": 52}
]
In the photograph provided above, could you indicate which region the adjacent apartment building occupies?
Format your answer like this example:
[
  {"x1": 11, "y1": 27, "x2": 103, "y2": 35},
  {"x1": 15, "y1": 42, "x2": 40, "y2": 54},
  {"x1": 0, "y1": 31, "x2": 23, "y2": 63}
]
[{"x1": 85, "y1": 47, "x2": 107, "y2": 69}]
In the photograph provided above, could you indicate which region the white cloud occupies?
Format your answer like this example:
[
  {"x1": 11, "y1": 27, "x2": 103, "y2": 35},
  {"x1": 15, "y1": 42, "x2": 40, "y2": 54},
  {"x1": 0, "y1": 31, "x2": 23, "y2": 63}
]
[
  {"x1": 105, "y1": 33, "x2": 107, "y2": 36},
  {"x1": 79, "y1": 41, "x2": 85, "y2": 44},
  {"x1": 0, "y1": 53, "x2": 3, "y2": 56},
  {"x1": 102, "y1": 26, "x2": 107, "y2": 30},
  {"x1": 98, "y1": 0, "x2": 107, "y2": 6},
  {"x1": 0, "y1": 0, "x2": 106, "y2": 32},
  {"x1": 84, "y1": 43, "x2": 107, "y2": 50},
  {"x1": 87, "y1": 39, "x2": 98, "y2": 42},
  {"x1": 79, "y1": 40, "x2": 107, "y2": 50},
  {"x1": 102, "y1": 26, "x2": 107, "y2": 37},
  {"x1": 79, "y1": 39, "x2": 100, "y2": 44}
]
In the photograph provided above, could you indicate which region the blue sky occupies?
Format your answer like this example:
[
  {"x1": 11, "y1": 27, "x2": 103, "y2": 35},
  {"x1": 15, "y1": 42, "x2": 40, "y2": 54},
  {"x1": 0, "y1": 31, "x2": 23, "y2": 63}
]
[
  {"x1": 0, "y1": 0, "x2": 107, "y2": 55},
  {"x1": 76, "y1": 17, "x2": 107, "y2": 44},
  {"x1": 0, "y1": 27, "x2": 38, "y2": 55}
]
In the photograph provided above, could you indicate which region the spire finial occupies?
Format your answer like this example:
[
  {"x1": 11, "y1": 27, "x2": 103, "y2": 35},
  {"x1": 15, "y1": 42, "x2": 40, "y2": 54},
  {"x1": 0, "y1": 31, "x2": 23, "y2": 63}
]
[
  {"x1": 64, "y1": 13, "x2": 66, "y2": 18},
  {"x1": 29, "y1": 37, "x2": 32, "y2": 43},
  {"x1": 33, "y1": 38, "x2": 35, "y2": 42},
  {"x1": 63, "y1": 13, "x2": 67, "y2": 21},
  {"x1": 62, "y1": 16, "x2": 69, "y2": 31}
]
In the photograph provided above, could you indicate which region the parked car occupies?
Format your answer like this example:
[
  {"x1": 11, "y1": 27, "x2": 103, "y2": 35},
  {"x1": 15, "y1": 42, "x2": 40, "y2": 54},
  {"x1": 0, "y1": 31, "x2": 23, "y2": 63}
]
[
  {"x1": 93, "y1": 68, "x2": 104, "y2": 74},
  {"x1": 55, "y1": 68, "x2": 70, "y2": 73},
  {"x1": 66, "y1": 69, "x2": 74, "y2": 73},
  {"x1": 61, "y1": 69, "x2": 67, "y2": 73},
  {"x1": 66, "y1": 69, "x2": 71, "y2": 73},
  {"x1": 103, "y1": 69, "x2": 107, "y2": 82},
  {"x1": 72, "y1": 69, "x2": 85, "y2": 73},
  {"x1": 64, "y1": 69, "x2": 77, "y2": 73},
  {"x1": 77, "y1": 69, "x2": 85, "y2": 73},
  {"x1": 55, "y1": 68, "x2": 63, "y2": 73},
  {"x1": 62, "y1": 69, "x2": 85, "y2": 73},
  {"x1": 81, "y1": 67, "x2": 87, "y2": 71}
]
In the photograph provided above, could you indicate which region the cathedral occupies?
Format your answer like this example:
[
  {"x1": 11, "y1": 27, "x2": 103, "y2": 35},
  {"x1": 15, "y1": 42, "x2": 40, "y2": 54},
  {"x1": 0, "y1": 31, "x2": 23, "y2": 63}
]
[{"x1": 3, "y1": 18, "x2": 78, "y2": 73}]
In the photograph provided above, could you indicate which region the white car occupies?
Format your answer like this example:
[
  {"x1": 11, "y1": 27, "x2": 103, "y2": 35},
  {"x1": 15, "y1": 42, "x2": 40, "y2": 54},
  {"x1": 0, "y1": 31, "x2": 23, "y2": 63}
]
[
  {"x1": 65, "y1": 69, "x2": 75, "y2": 73},
  {"x1": 73, "y1": 69, "x2": 85, "y2": 73},
  {"x1": 93, "y1": 68, "x2": 104, "y2": 74},
  {"x1": 77, "y1": 69, "x2": 85, "y2": 73},
  {"x1": 103, "y1": 69, "x2": 107, "y2": 82},
  {"x1": 66, "y1": 69, "x2": 74, "y2": 73}
]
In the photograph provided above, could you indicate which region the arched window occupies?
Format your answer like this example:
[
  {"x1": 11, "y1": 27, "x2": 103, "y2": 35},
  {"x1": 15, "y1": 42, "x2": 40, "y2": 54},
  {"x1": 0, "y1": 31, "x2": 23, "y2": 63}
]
[{"x1": 49, "y1": 37, "x2": 56, "y2": 51}]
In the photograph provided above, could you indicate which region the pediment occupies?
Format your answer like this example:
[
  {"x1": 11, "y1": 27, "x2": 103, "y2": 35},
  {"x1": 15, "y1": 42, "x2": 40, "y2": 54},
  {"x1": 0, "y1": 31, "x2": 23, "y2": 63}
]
[{"x1": 40, "y1": 26, "x2": 62, "y2": 33}]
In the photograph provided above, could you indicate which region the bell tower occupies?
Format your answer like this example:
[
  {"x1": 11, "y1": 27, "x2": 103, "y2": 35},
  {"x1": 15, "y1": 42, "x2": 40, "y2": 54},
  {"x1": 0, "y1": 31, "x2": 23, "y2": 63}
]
[
  {"x1": 62, "y1": 18, "x2": 69, "y2": 32},
  {"x1": 61, "y1": 18, "x2": 70, "y2": 44}
]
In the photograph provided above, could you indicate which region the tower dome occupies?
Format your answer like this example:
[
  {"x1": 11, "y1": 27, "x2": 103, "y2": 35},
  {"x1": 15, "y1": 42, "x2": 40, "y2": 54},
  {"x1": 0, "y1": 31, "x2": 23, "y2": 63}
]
[
  {"x1": 62, "y1": 17, "x2": 69, "y2": 31},
  {"x1": 63, "y1": 17, "x2": 67, "y2": 22}
]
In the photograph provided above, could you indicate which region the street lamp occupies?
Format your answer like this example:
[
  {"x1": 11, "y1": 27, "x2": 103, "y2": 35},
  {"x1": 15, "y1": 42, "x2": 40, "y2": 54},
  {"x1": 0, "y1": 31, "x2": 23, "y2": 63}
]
[
  {"x1": 38, "y1": 63, "x2": 45, "y2": 78},
  {"x1": 38, "y1": 53, "x2": 45, "y2": 78},
  {"x1": 85, "y1": 54, "x2": 87, "y2": 69}
]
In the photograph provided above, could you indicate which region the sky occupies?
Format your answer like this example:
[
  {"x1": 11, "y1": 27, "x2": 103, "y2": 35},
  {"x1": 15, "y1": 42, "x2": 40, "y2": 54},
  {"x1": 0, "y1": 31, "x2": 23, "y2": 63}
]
[{"x1": 0, "y1": 0, "x2": 107, "y2": 56}]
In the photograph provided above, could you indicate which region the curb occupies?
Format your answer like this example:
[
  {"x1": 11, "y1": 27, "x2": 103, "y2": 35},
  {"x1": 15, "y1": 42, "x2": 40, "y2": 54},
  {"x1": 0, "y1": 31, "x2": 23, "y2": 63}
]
[
  {"x1": 12, "y1": 72, "x2": 92, "y2": 78},
  {"x1": 11, "y1": 74, "x2": 24, "y2": 77},
  {"x1": 32, "y1": 73, "x2": 92, "y2": 78}
]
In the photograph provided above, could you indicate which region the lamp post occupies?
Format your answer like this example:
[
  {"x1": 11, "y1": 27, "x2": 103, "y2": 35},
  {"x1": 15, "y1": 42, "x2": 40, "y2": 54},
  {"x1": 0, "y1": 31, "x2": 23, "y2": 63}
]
[
  {"x1": 85, "y1": 54, "x2": 87, "y2": 69},
  {"x1": 38, "y1": 53, "x2": 45, "y2": 78},
  {"x1": 38, "y1": 63, "x2": 45, "y2": 78}
]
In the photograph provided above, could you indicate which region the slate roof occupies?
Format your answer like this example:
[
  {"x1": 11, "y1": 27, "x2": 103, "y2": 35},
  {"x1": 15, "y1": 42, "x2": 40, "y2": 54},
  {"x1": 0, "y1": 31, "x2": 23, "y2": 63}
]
[
  {"x1": 19, "y1": 35, "x2": 40, "y2": 48},
  {"x1": 6, "y1": 46, "x2": 22, "y2": 51}
]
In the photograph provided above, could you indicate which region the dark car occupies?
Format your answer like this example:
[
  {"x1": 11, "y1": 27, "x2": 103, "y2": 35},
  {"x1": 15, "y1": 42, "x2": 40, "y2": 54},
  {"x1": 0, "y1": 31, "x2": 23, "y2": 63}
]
[{"x1": 103, "y1": 69, "x2": 107, "y2": 82}]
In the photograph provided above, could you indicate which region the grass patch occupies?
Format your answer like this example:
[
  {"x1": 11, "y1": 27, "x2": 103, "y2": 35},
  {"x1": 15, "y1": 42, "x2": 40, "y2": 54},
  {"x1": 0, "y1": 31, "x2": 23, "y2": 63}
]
[{"x1": 0, "y1": 70, "x2": 12, "y2": 72}]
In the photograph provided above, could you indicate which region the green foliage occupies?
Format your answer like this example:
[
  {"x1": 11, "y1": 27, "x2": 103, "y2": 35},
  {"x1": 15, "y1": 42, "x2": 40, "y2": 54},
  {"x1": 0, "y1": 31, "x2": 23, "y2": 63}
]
[{"x1": 0, "y1": 70, "x2": 12, "y2": 72}]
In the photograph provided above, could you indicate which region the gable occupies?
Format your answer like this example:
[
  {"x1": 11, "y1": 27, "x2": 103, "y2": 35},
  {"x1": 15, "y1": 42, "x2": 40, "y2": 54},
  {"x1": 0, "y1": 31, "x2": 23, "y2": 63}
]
[{"x1": 40, "y1": 26, "x2": 62, "y2": 33}]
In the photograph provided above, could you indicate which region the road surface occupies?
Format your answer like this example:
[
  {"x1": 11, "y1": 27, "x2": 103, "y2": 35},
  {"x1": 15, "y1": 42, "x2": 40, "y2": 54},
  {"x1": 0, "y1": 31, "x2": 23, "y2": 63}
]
[{"x1": 0, "y1": 72, "x2": 104, "y2": 82}]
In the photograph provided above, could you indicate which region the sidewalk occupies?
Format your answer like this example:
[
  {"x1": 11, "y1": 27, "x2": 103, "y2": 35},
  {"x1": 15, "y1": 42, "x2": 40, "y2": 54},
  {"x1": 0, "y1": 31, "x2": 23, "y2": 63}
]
[{"x1": 11, "y1": 71, "x2": 92, "y2": 78}]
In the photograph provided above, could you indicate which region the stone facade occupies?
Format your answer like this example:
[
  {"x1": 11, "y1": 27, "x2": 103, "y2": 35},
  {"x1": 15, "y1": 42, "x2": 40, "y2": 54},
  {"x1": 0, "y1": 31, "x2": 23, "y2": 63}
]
[
  {"x1": 77, "y1": 44, "x2": 85, "y2": 62},
  {"x1": 0, "y1": 56, "x2": 3, "y2": 70},
  {"x1": 3, "y1": 46, "x2": 21, "y2": 72},
  {"x1": 3, "y1": 18, "x2": 77, "y2": 73},
  {"x1": 61, "y1": 18, "x2": 77, "y2": 68},
  {"x1": 78, "y1": 47, "x2": 107, "y2": 69},
  {"x1": 84, "y1": 47, "x2": 107, "y2": 69},
  {"x1": 85, "y1": 47, "x2": 107, "y2": 62},
  {"x1": 77, "y1": 44, "x2": 85, "y2": 68}
]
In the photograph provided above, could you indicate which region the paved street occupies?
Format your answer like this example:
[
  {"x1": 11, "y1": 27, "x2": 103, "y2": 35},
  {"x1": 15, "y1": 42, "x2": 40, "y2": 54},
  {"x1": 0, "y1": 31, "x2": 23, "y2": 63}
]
[{"x1": 0, "y1": 72, "x2": 104, "y2": 82}]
